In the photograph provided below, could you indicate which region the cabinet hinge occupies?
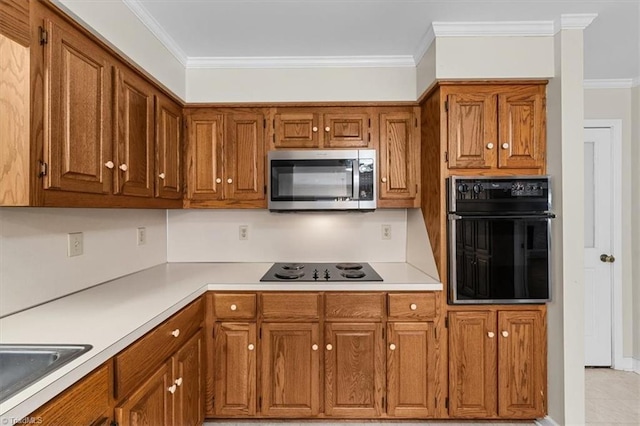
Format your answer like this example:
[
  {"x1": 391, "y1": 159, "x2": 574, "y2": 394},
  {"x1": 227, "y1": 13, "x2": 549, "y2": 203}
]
[
  {"x1": 415, "y1": 117, "x2": 418, "y2": 127},
  {"x1": 445, "y1": 151, "x2": 449, "y2": 163},
  {"x1": 39, "y1": 161, "x2": 48, "y2": 177},
  {"x1": 445, "y1": 316, "x2": 449, "y2": 328},
  {"x1": 368, "y1": 118, "x2": 371, "y2": 128},
  {"x1": 263, "y1": 119, "x2": 266, "y2": 129},
  {"x1": 39, "y1": 26, "x2": 48, "y2": 45},
  {"x1": 382, "y1": 396, "x2": 386, "y2": 410},
  {"x1": 382, "y1": 328, "x2": 385, "y2": 340},
  {"x1": 264, "y1": 185, "x2": 267, "y2": 195},
  {"x1": 259, "y1": 327, "x2": 262, "y2": 339},
  {"x1": 259, "y1": 396, "x2": 262, "y2": 409},
  {"x1": 272, "y1": 134, "x2": 275, "y2": 143},
  {"x1": 212, "y1": 396, "x2": 215, "y2": 408},
  {"x1": 445, "y1": 397, "x2": 449, "y2": 409},
  {"x1": 110, "y1": 421, "x2": 118, "y2": 426},
  {"x1": 444, "y1": 100, "x2": 449, "y2": 112}
]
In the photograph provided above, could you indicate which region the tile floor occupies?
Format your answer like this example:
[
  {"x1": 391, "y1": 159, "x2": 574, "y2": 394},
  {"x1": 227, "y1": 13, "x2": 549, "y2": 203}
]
[
  {"x1": 204, "y1": 368, "x2": 640, "y2": 426},
  {"x1": 585, "y1": 367, "x2": 640, "y2": 425}
]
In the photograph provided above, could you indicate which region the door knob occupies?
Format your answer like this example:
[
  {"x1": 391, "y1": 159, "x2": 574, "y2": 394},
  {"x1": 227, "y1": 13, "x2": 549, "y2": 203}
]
[{"x1": 600, "y1": 254, "x2": 615, "y2": 263}]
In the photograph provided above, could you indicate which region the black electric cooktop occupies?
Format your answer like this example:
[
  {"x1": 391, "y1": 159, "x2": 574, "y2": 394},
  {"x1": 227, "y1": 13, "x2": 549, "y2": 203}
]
[{"x1": 260, "y1": 262, "x2": 383, "y2": 282}]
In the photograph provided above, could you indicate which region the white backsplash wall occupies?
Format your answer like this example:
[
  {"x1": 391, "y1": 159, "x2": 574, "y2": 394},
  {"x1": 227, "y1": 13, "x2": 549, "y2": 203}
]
[
  {"x1": 168, "y1": 210, "x2": 407, "y2": 262},
  {"x1": 0, "y1": 208, "x2": 167, "y2": 317}
]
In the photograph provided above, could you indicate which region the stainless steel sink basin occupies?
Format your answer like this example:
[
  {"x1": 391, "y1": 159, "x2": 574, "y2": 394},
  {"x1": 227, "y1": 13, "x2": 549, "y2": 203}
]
[{"x1": 0, "y1": 344, "x2": 92, "y2": 403}]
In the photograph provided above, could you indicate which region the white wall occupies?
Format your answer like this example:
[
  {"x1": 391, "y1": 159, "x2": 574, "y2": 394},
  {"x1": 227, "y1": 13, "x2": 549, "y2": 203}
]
[
  {"x1": 53, "y1": 0, "x2": 186, "y2": 99},
  {"x1": 0, "y1": 208, "x2": 167, "y2": 317},
  {"x1": 186, "y1": 67, "x2": 416, "y2": 103},
  {"x1": 435, "y1": 36, "x2": 554, "y2": 79},
  {"x1": 546, "y1": 28, "x2": 587, "y2": 425},
  {"x1": 416, "y1": 42, "x2": 436, "y2": 98},
  {"x1": 167, "y1": 210, "x2": 407, "y2": 263},
  {"x1": 584, "y1": 88, "x2": 634, "y2": 359},
  {"x1": 633, "y1": 84, "x2": 640, "y2": 366}
]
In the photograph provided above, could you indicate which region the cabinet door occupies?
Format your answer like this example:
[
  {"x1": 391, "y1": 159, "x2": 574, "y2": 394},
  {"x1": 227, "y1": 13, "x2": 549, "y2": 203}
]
[
  {"x1": 323, "y1": 111, "x2": 370, "y2": 148},
  {"x1": 325, "y1": 322, "x2": 384, "y2": 417},
  {"x1": 261, "y1": 323, "x2": 320, "y2": 417},
  {"x1": 498, "y1": 310, "x2": 545, "y2": 418},
  {"x1": 213, "y1": 322, "x2": 257, "y2": 416},
  {"x1": 186, "y1": 111, "x2": 224, "y2": 201},
  {"x1": 226, "y1": 112, "x2": 265, "y2": 202},
  {"x1": 379, "y1": 111, "x2": 419, "y2": 205},
  {"x1": 115, "y1": 360, "x2": 173, "y2": 426},
  {"x1": 447, "y1": 92, "x2": 497, "y2": 169},
  {"x1": 498, "y1": 86, "x2": 546, "y2": 169},
  {"x1": 387, "y1": 322, "x2": 437, "y2": 418},
  {"x1": 174, "y1": 331, "x2": 204, "y2": 426},
  {"x1": 114, "y1": 66, "x2": 154, "y2": 197},
  {"x1": 448, "y1": 311, "x2": 497, "y2": 418},
  {"x1": 44, "y1": 17, "x2": 112, "y2": 194},
  {"x1": 155, "y1": 94, "x2": 182, "y2": 199},
  {"x1": 273, "y1": 111, "x2": 320, "y2": 148}
]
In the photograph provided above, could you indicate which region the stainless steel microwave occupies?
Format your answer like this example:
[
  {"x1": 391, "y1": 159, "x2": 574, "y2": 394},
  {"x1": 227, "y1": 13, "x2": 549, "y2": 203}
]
[{"x1": 268, "y1": 149, "x2": 376, "y2": 211}]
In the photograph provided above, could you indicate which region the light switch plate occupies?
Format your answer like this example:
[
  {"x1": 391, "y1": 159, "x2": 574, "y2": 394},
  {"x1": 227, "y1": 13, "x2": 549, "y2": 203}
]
[{"x1": 68, "y1": 232, "x2": 83, "y2": 257}]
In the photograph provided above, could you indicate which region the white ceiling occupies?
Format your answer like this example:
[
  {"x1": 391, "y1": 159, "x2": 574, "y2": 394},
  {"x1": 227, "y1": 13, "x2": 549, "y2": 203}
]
[{"x1": 127, "y1": 0, "x2": 639, "y2": 79}]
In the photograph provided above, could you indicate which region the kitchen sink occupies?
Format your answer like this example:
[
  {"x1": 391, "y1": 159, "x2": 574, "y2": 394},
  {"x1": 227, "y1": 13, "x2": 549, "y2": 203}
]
[{"x1": 0, "y1": 344, "x2": 92, "y2": 403}]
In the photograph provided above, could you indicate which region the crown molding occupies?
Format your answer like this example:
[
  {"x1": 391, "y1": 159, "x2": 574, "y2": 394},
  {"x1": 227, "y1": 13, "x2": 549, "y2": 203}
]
[
  {"x1": 413, "y1": 25, "x2": 435, "y2": 64},
  {"x1": 186, "y1": 55, "x2": 416, "y2": 69},
  {"x1": 634, "y1": 77, "x2": 640, "y2": 87},
  {"x1": 122, "y1": 0, "x2": 187, "y2": 66},
  {"x1": 554, "y1": 13, "x2": 598, "y2": 33},
  {"x1": 431, "y1": 21, "x2": 555, "y2": 37},
  {"x1": 583, "y1": 79, "x2": 635, "y2": 89}
]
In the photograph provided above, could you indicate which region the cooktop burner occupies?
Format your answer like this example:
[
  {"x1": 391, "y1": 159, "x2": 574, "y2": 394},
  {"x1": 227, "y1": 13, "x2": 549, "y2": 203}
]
[{"x1": 260, "y1": 262, "x2": 383, "y2": 282}]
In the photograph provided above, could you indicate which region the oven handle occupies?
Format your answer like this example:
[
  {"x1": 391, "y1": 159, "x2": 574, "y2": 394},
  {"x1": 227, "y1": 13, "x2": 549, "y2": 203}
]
[{"x1": 448, "y1": 213, "x2": 556, "y2": 220}]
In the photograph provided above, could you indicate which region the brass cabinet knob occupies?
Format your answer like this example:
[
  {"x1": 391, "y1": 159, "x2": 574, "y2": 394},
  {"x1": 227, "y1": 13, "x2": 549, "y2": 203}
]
[
  {"x1": 159, "y1": 172, "x2": 165, "y2": 179},
  {"x1": 168, "y1": 384, "x2": 177, "y2": 394},
  {"x1": 175, "y1": 377, "x2": 183, "y2": 386},
  {"x1": 312, "y1": 126, "x2": 318, "y2": 132},
  {"x1": 486, "y1": 143, "x2": 494, "y2": 149},
  {"x1": 248, "y1": 344, "x2": 255, "y2": 351},
  {"x1": 119, "y1": 164, "x2": 128, "y2": 172},
  {"x1": 216, "y1": 178, "x2": 222, "y2": 184},
  {"x1": 227, "y1": 178, "x2": 233, "y2": 184},
  {"x1": 410, "y1": 303, "x2": 417, "y2": 311},
  {"x1": 502, "y1": 143, "x2": 509, "y2": 149},
  {"x1": 389, "y1": 344, "x2": 396, "y2": 351},
  {"x1": 501, "y1": 331, "x2": 509, "y2": 338},
  {"x1": 171, "y1": 329, "x2": 180, "y2": 337},
  {"x1": 312, "y1": 344, "x2": 318, "y2": 351},
  {"x1": 325, "y1": 126, "x2": 330, "y2": 132},
  {"x1": 488, "y1": 332, "x2": 495, "y2": 338},
  {"x1": 381, "y1": 177, "x2": 387, "y2": 183},
  {"x1": 326, "y1": 344, "x2": 333, "y2": 351},
  {"x1": 105, "y1": 161, "x2": 114, "y2": 169},
  {"x1": 230, "y1": 304, "x2": 237, "y2": 311}
]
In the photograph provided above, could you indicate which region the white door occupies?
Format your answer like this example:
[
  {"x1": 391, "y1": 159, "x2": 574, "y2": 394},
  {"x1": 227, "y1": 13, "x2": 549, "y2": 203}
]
[{"x1": 584, "y1": 127, "x2": 614, "y2": 366}]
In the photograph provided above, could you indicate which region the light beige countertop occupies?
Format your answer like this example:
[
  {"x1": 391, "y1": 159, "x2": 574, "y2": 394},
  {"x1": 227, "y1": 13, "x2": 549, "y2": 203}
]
[{"x1": 0, "y1": 262, "x2": 441, "y2": 421}]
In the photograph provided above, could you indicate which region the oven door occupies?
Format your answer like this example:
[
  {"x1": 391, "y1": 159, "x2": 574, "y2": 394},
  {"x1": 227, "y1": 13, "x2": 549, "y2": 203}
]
[
  {"x1": 269, "y1": 158, "x2": 359, "y2": 210},
  {"x1": 448, "y1": 214, "x2": 552, "y2": 304}
]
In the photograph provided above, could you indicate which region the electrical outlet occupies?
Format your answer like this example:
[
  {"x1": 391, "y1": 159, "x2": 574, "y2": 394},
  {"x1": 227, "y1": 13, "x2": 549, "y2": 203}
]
[
  {"x1": 68, "y1": 232, "x2": 83, "y2": 257},
  {"x1": 239, "y1": 225, "x2": 249, "y2": 241},
  {"x1": 381, "y1": 224, "x2": 392, "y2": 240},
  {"x1": 137, "y1": 227, "x2": 147, "y2": 245}
]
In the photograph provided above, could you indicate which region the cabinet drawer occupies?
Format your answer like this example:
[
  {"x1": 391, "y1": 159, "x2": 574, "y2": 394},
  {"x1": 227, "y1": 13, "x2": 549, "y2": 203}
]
[
  {"x1": 30, "y1": 362, "x2": 112, "y2": 425},
  {"x1": 325, "y1": 293, "x2": 385, "y2": 320},
  {"x1": 213, "y1": 293, "x2": 256, "y2": 319},
  {"x1": 115, "y1": 298, "x2": 203, "y2": 399},
  {"x1": 261, "y1": 293, "x2": 320, "y2": 320},
  {"x1": 388, "y1": 293, "x2": 437, "y2": 320}
]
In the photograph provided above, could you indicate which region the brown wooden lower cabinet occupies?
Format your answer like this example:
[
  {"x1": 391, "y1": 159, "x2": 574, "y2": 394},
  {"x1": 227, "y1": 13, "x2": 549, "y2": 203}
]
[
  {"x1": 261, "y1": 322, "x2": 320, "y2": 417},
  {"x1": 324, "y1": 322, "x2": 385, "y2": 418},
  {"x1": 448, "y1": 309, "x2": 546, "y2": 419}
]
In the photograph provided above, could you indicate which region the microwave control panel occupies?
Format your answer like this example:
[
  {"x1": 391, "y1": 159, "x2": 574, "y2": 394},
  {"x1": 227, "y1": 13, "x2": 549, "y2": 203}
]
[{"x1": 358, "y1": 159, "x2": 374, "y2": 200}]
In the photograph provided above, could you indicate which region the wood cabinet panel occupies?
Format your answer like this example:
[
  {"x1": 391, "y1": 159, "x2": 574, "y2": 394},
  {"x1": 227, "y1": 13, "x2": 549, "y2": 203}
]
[
  {"x1": 497, "y1": 310, "x2": 545, "y2": 418},
  {"x1": 388, "y1": 292, "x2": 437, "y2": 320},
  {"x1": 448, "y1": 310, "x2": 497, "y2": 418},
  {"x1": 213, "y1": 293, "x2": 256, "y2": 320},
  {"x1": 0, "y1": 0, "x2": 30, "y2": 47},
  {"x1": 273, "y1": 111, "x2": 320, "y2": 148},
  {"x1": 115, "y1": 299, "x2": 203, "y2": 399},
  {"x1": 186, "y1": 111, "x2": 224, "y2": 201},
  {"x1": 155, "y1": 94, "x2": 182, "y2": 199},
  {"x1": 498, "y1": 86, "x2": 546, "y2": 169},
  {"x1": 213, "y1": 322, "x2": 257, "y2": 416},
  {"x1": 226, "y1": 113, "x2": 265, "y2": 201},
  {"x1": 174, "y1": 331, "x2": 204, "y2": 426},
  {"x1": 325, "y1": 292, "x2": 385, "y2": 321},
  {"x1": 387, "y1": 322, "x2": 436, "y2": 418},
  {"x1": 44, "y1": 16, "x2": 112, "y2": 195},
  {"x1": 114, "y1": 66, "x2": 154, "y2": 197},
  {"x1": 29, "y1": 362, "x2": 112, "y2": 426},
  {"x1": 323, "y1": 112, "x2": 369, "y2": 148},
  {"x1": 379, "y1": 110, "x2": 419, "y2": 206},
  {"x1": 324, "y1": 322, "x2": 384, "y2": 417},
  {"x1": 115, "y1": 360, "x2": 173, "y2": 426},
  {"x1": 261, "y1": 322, "x2": 320, "y2": 417},
  {"x1": 447, "y1": 92, "x2": 497, "y2": 169},
  {"x1": 261, "y1": 293, "x2": 320, "y2": 320}
]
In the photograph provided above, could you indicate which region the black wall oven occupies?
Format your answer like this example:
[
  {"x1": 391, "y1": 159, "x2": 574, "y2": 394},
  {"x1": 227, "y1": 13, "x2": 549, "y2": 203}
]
[{"x1": 447, "y1": 176, "x2": 554, "y2": 304}]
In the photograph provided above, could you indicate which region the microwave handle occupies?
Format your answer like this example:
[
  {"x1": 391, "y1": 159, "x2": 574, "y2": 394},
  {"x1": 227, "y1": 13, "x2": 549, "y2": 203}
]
[{"x1": 353, "y1": 159, "x2": 360, "y2": 200}]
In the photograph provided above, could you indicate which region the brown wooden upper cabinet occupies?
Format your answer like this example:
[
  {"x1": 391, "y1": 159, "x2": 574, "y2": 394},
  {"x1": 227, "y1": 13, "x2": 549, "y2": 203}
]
[
  {"x1": 15, "y1": 2, "x2": 184, "y2": 208},
  {"x1": 185, "y1": 108, "x2": 266, "y2": 208},
  {"x1": 446, "y1": 85, "x2": 546, "y2": 170},
  {"x1": 378, "y1": 108, "x2": 421, "y2": 208},
  {"x1": 271, "y1": 107, "x2": 372, "y2": 149},
  {"x1": 448, "y1": 309, "x2": 546, "y2": 419}
]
